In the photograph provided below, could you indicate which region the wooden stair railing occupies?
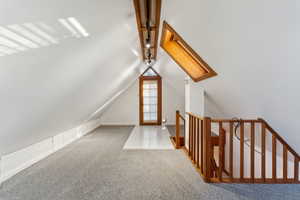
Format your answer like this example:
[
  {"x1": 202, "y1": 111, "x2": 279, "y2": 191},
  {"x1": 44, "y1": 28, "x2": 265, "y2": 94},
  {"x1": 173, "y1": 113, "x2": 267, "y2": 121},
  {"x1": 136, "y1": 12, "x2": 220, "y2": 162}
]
[
  {"x1": 171, "y1": 110, "x2": 185, "y2": 149},
  {"x1": 183, "y1": 112, "x2": 300, "y2": 184}
]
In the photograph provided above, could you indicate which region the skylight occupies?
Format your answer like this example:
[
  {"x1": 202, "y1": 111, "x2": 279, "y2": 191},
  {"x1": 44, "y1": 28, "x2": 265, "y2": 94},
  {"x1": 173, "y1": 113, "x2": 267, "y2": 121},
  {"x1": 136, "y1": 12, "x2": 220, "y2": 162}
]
[{"x1": 160, "y1": 21, "x2": 217, "y2": 82}]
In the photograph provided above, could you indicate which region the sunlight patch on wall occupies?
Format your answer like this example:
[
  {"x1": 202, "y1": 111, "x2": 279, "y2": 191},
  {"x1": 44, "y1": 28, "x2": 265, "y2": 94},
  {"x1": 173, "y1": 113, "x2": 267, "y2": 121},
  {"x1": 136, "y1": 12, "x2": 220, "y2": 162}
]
[{"x1": 0, "y1": 17, "x2": 90, "y2": 57}]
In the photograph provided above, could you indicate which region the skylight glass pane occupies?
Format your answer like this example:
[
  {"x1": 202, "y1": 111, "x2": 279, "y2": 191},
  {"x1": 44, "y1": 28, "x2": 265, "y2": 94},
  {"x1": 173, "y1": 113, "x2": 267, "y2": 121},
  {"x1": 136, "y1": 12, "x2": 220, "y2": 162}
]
[{"x1": 161, "y1": 22, "x2": 217, "y2": 82}]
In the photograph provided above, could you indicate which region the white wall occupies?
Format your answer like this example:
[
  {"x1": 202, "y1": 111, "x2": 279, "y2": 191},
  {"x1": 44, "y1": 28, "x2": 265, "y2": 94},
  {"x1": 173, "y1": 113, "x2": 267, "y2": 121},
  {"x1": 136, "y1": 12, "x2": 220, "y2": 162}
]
[
  {"x1": 185, "y1": 78, "x2": 205, "y2": 148},
  {"x1": 161, "y1": 0, "x2": 300, "y2": 152},
  {"x1": 100, "y1": 76, "x2": 185, "y2": 125},
  {"x1": 0, "y1": 0, "x2": 143, "y2": 155},
  {"x1": 0, "y1": 117, "x2": 101, "y2": 184},
  {"x1": 100, "y1": 78, "x2": 140, "y2": 125}
]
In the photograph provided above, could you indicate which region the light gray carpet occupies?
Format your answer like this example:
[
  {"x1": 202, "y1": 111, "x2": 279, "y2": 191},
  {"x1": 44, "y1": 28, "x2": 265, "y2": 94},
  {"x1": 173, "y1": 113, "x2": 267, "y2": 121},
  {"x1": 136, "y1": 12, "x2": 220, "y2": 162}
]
[{"x1": 0, "y1": 126, "x2": 300, "y2": 200}]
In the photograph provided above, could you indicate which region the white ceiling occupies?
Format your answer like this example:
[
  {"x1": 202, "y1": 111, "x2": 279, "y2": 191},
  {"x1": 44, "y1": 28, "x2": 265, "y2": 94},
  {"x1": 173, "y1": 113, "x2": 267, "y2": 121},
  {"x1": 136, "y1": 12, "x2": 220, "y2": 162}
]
[
  {"x1": 0, "y1": 0, "x2": 144, "y2": 155},
  {"x1": 1, "y1": 0, "x2": 300, "y2": 154}
]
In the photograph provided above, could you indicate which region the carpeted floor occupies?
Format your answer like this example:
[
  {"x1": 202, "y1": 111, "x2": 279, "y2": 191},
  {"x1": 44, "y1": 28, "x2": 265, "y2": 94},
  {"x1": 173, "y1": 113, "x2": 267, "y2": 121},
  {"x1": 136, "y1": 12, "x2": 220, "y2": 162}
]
[{"x1": 0, "y1": 126, "x2": 300, "y2": 200}]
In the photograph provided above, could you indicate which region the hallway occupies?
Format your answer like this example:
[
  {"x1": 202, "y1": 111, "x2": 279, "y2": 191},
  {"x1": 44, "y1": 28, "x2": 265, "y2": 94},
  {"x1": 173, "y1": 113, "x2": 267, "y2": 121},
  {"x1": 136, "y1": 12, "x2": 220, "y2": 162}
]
[{"x1": 0, "y1": 126, "x2": 299, "y2": 200}]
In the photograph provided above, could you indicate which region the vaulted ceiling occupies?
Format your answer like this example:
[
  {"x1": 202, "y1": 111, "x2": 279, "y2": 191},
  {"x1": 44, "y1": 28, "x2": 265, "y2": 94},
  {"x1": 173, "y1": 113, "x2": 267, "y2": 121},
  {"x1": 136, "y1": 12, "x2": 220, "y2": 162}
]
[
  {"x1": 0, "y1": 0, "x2": 146, "y2": 154},
  {"x1": 1, "y1": 0, "x2": 300, "y2": 154}
]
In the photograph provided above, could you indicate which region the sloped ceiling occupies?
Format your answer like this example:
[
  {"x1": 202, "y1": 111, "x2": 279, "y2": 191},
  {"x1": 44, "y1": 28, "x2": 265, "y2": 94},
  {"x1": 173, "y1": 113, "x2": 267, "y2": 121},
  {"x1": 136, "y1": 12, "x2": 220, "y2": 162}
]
[
  {"x1": 160, "y1": 0, "x2": 300, "y2": 152},
  {"x1": 0, "y1": 0, "x2": 144, "y2": 155},
  {"x1": 2, "y1": 0, "x2": 299, "y2": 155}
]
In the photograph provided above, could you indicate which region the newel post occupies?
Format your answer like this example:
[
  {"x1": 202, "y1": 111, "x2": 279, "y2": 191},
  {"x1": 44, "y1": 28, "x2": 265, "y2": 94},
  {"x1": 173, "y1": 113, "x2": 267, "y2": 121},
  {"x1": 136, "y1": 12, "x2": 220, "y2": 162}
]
[
  {"x1": 203, "y1": 117, "x2": 212, "y2": 182},
  {"x1": 175, "y1": 110, "x2": 180, "y2": 148}
]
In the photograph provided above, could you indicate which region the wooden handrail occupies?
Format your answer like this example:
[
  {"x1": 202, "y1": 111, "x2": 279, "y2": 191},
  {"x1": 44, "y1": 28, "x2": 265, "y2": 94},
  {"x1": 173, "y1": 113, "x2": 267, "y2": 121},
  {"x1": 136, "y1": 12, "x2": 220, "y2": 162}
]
[
  {"x1": 179, "y1": 114, "x2": 185, "y2": 121},
  {"x1": 185, "y1": 112, "x2": 204, "y2": 120},
  {"x1": 258, "y1": 118, "x2": 300, "y2": 159},
  {"x1": 183, "y1": 113, "x2": 300, "y2": 184},
  {"x1": 211, "y1": 119, "x2": 261, "y2": 123}
]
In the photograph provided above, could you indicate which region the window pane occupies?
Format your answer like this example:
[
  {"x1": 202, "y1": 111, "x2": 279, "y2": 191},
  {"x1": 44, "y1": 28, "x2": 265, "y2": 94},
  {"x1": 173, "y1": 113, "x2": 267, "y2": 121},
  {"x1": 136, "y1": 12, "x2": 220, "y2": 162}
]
[
  {"x1": 144, "y1": 105, "x2": 150, "y2": 112},
  {"x1": 143, "y1": 97, "x2": 149, "y2": 104},
  {"x1": 150, "y1": 90, "x2": 157, "y2": 97},
  {"x1": 144, "y1": 68, "x2": 156, "y2": 76},
  {"x1": 144, "y1": 113, "x2": 150, "y2": 120},
  {"x1": 150, "y1": 97, "x2": 157, "y2": 104},
  {"x1": 150, "y1": 105, "x2": 157, "y2": 112},
  {"x1": 143, "y1": 90, "x2": 150, "y2": 97},
  {"x1": 150, "y1": 84, "x2": 157, "y2": 89},
  {"x1": 142, "y1": 79, "x2": 158, "y2": 122},
  {"x1": 150, "y1": 113, "x2": 157, "y2": 120}
]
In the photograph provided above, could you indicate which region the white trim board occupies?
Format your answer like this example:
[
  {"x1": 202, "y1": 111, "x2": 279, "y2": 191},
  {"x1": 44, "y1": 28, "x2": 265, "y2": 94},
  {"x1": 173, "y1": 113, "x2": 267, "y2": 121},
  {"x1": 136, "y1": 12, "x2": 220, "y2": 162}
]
[{"x1": 0, "y1": 118, "x2": 101, "y2": 185}]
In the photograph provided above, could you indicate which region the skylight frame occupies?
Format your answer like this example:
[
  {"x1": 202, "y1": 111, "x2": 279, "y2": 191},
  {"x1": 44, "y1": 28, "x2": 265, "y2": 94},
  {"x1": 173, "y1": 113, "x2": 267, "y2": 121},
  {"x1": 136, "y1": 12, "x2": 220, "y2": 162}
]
[{"x1": 160, "y1": 21, "x2": 217, "y2": 82}]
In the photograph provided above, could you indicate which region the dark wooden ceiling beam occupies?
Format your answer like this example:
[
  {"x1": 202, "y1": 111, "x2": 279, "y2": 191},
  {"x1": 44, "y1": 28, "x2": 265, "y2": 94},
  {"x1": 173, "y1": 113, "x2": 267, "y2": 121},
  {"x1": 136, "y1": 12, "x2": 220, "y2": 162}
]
[
  {"x1": 153, "y1": 0, "x2": 161, "y2": 59},
  {"x1": 133, "y1": 0, "x2": 146, "y2": 60},
  {"x1": 133, "y1": 0, "x2": 162, "y2": 61},
  {"x1": 141, "y1": 26, "x2": 156, "y2": 31}
]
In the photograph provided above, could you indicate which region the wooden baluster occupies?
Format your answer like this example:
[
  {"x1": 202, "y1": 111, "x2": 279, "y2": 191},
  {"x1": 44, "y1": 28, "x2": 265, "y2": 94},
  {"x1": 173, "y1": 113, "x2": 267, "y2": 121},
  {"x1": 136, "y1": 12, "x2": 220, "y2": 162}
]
[
  {"x1": 250, "y1": 122, "x2": 255, "y2": 183},
  {"x1": 197, "y1": 118, "x2": 200, "y2": 168},
  {"x1": 294, "y1": 157, "x2": 299, "y2": 182},
  {"x1": 183, "y1": 118, "x2": 185, "y2": 146},
  {"x1": 193, "y1": 117, "x2": 197, "y2": 163},
  {"x1": 203, "y1": 117, "x2": 212, "y2": 182},
  {"x1": 191, "y1": 116, "x2": 194, "y2": 159},
  {"x1": 229, "y1": 122, "x2": 233, "y2": 181},
  {"x1": 218, "y1": 122, "x2": 224, "y2": 181},
  {"x1": 201, "y1": 120, "x2": 204, "y2": 173},
  {"x1": 261, "y1": 122, "x2": 266, "y2": 182},
  {"x1": 240, "y1": 121, "x2": 244, "y2": 181},
  {"x1": 272, "y1": 135, "x2": 277, "y2": 182},
  {"x1": 175, "y1": 111, "x2": 180, "y2": 148},
  {"x1": 189, "y1": 115, "x2": 191, "y2": 156},
  {"x1": 283, "y1": 146, "x2": 287, "y2": 181}
]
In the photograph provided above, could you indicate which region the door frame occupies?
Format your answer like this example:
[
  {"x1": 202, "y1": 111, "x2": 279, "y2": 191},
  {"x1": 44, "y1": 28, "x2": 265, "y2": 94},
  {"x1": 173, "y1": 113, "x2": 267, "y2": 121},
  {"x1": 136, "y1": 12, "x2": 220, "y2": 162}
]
[{"x1": 139, "y1": 75, "x2": 162, "y2": 125}]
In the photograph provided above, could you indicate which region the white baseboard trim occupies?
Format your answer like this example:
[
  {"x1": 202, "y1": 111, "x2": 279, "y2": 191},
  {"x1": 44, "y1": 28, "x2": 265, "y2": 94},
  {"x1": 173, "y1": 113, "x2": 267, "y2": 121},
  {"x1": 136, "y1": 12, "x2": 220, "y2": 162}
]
[{"x1": 0, "y1": 118, "x2": 101, "y2": 184}]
